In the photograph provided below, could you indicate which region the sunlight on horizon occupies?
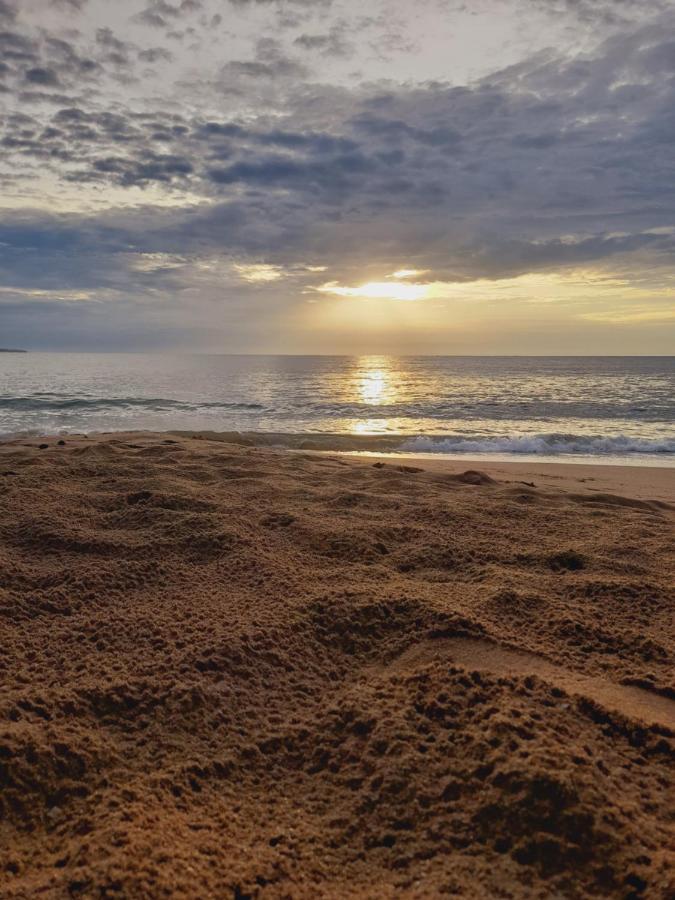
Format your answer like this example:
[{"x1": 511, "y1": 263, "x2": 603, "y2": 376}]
[{"x1": 316, "y1": 280, "x2": 430, "y2": 302}]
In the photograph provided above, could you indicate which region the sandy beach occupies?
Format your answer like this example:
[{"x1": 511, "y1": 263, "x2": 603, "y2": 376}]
[{"x1": 0, "y1": 432, "x2": 673, "y2": 898}]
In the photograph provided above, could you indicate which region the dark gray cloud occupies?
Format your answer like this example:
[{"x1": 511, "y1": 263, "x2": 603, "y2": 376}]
[
  {"x1": 24, "y1": 66, "x2": 60, "y2": 86},
  {"x1": 0, "y1": 1, "x2": 16, "y2": 23},
  {"x1": 0, "y1": 25, "x2": 111, "y2": 103},
  {"x1": 0, "y1": 30, "x2": 37, "y2": 62},
  {"x1": 88, "y1": 152, "x2": 194, "y2": 185},
  {"x1": 223, "y1": 37, "x2": 308, "y2": 80},
  {"x1": 135, "y1": 0, "x2": 203, "y2": 28},
  {"x1": 138, "y1": 46, "x2": 174, "y2": 63},
  {"x1": 294, "y1": 23, "x2": 352, "y2": 57},
  {"x1": 3, "y1": 19, "x2": 675, "y2": 254},
  {"x1": 96, "y1": 27, "x2": 134, "y2": 67}
]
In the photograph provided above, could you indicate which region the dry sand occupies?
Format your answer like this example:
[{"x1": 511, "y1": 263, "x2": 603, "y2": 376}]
[{"x1": 0, "y1": 432, "x2": 673, "y2": 898}]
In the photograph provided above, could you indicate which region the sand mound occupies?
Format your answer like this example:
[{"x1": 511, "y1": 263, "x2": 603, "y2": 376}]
[
  {"x1": 0, "y1": 435, "x2": 672, "y2": 898},
  {"x1": 454, "y1": 469, "x2": 496, "y2": 485}
]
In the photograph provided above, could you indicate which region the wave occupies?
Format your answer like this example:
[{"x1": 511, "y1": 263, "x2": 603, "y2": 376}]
[
  {"x1": 0, "y1": 397, "x2": 266, "y2": 412},
  {"x1": 398, "y1": 433, "x2": 675, "y2": 455},
  {"x1": 1, "y1": 426, "x2": 672, "y2": 456},
  {"x1": 169, "y1": 431, "x2": 675, "y2": 456},
  {"x1": 3, "y1": 396, "x2": 673, "y2": 423},
  {"x1": 301, "y1": 401, "x2": 675, "y2": 422}
]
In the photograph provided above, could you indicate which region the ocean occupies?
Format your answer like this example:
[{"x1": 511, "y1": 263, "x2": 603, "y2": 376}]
[{"x1": 1, "y1": 354, "x2": 673, "y2": 464}]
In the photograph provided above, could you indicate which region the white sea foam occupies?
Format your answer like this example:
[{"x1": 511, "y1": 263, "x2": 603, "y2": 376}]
[{"x1": 400, "y1": 434, "x2": 675, "y2": 455}]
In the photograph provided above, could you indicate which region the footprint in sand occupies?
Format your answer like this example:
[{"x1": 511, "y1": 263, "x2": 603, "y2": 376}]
[{"x1": 389, "y1": 637, "x2": 675, "y2": 731}]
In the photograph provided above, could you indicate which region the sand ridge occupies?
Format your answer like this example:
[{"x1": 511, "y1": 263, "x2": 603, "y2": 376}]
[
  {"x1": 0, "y1": 433, "x2": 673, "y2": 898},
  {"x1": 388, "y1": 637, "x2": 675, "y2": 730}
]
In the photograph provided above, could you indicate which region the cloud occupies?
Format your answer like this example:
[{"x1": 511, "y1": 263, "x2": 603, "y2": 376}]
[
  {"x1": 95, "y1": 27, "x2": 135, "y2": 68},
  {"x1": 1, "y1": 0, "x2": 674, "y2": 350},
  {"x1": 206, "y1": 149, "x2": 377, "y2": 190},
  {"x1": 0, "y1": 26, "x2": 109, "y2": 108},
  {"x1": 0, "y1": 1, "x2": 16, "y2": 23},
  {"x1": 233, "y1": 263, "x2": 287, "y2": 282},
  {"x1": 50, "y1": 0, "x2": 90, "y2": 10},
  {"x1": 138, "y1": 47, "x2": 174, "y2": 63},
  {"x1": 135, "y1": 0, "x2": 202, "y2": 28},
  {"x1": 294, "y1": 24, "x2": 353, "y2": 57},
  {"x1": 228, "y1": 0, "x2": 333, "y2": 6},
  {"x1": 86, "y1": 152, "x2": 194, "y2": 185},
  {"x1": 3, "y1": 18, "x2": 675, "y2": 269},
  {"x1": 225, "y1": 0, "x2": 335, "y2": 31},
  {"x1": 24, "y1": 66, "x2": 60, "y2": 86},
  {"x1": 0, "y1": 30, "x2": 38, "y2": 62},
  {"x1": 532, "y1": 0, "x2": 670, "y2": 25},
  {"x1": 223, "y1": 38, "x2": 308, "y2": 80}
]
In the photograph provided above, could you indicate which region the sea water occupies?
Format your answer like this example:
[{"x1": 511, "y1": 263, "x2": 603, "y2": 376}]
[{"x1": 0, "y1": 354, "x2": 673, "y2": 464}]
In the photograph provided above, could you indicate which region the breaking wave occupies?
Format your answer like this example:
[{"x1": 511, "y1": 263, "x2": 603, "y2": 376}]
[
  {"x1": 398, "y1": 433, "x2": 675, "y2": 456},
  {"x1": 190, "y1": 431, "x2": 675, "y2": 457}
]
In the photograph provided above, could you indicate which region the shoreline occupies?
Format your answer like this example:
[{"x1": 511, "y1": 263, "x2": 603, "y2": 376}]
[
  {"x1": 2, "y1": 425, "x2": 673, "y2": 467},
  {"x1": 335, "y1": 451, "x2": 675, "y2": 505},
  {"x1": 7, "y1": 430, "x2": 674, "y2": 503}
]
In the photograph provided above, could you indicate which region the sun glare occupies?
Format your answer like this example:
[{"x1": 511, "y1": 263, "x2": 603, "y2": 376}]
[
  {"x1": 316, "y1": 280, "x2": 429, "y2": 301},
  {"x1": 390, "y1": 269, "x2": 427, "y2": 279}
]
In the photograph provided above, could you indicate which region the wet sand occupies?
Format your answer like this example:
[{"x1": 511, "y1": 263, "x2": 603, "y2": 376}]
[
  {"x1": 336, "y1": 454, "x2": 675, "y2": 505},
  {"x1": 0, "y1": 433, "x2": 673, "y2": 898}
]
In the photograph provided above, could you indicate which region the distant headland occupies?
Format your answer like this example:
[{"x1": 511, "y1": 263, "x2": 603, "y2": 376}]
[{"x1": 0, "y1": 348, "x2": 27, "y2": 353}]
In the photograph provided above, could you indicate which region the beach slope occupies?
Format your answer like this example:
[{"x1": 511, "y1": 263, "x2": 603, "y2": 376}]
[{"x1": 0, "y1": 434, "x2": 673, "y2": 898}]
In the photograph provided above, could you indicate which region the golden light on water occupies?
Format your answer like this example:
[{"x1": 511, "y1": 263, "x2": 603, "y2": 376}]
[
  {"x1": 350, "y1": 419, "x2": 389, "y2": 435},
  {"x1": 359, "y1": 368, "x2": 388, "y2": 404},
  {"x1": 355, "y1": 357, "x2": 397, "y2": 405},
  {"x1": 341, "y1": 357, "x2": 398, "y2": 434}
]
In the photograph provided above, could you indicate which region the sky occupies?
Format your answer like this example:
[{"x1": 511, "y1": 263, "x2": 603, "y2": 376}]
[{"x1": 0, "y1": 0, "x2": 674, "y2": 353}]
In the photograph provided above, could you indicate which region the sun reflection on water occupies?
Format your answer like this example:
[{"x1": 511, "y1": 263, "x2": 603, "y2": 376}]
[
  {"x1": 348, "y1": 357, "x2": 398, "y2": 434},
  {"x1": 350, "y1": 419, "x2": 389, "y2": 435},
  {"x1": 360, "y1": 369, "x2": 388, "y2": 404}
]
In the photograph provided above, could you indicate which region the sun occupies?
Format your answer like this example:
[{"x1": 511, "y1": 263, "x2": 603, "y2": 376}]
[{"x1": 316, "y1": 280, "x2": 429, "y2": 301}]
